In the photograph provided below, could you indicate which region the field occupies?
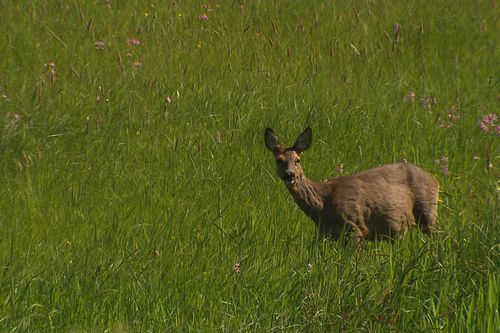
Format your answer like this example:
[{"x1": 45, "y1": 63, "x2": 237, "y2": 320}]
[{"x1": 1, "y1": 1, "x2": 499, "y2": 331}]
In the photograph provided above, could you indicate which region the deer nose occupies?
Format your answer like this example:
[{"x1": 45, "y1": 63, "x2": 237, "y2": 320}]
[{"x1": 283, "y1": 171, "x2": 295, "y2": 182}]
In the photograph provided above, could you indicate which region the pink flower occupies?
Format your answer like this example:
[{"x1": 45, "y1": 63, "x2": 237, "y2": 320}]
[
  {"x1": 442, "y1": 166, "x2": 449, "y2": 176},
  {"x1": 94, "y1": 41, "x2": 106, "y2": 50},
  {"x1": 127, "y1": 38, "x2": 141, "y2": 46},
  {"x1": 479, "y1": 113, "x2": 498, "y2": 134},
  {"x1": 199, "y1": 13, "x2": 208, "y2": 20}
]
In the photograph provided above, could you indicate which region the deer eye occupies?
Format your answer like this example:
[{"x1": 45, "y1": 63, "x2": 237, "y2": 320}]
[{"x1": 295, "y1": 159, "x2": 301, "y2": 165}]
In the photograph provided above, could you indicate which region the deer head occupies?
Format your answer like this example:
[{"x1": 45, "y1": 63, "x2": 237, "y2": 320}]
[{"x1": 264, "y1": 127, "x2": 312, "y2": 185}]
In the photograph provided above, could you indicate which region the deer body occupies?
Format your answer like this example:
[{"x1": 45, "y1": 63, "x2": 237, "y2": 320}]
[{"x1": 265, "y1": 128, "x2": 439, "y2": 241}]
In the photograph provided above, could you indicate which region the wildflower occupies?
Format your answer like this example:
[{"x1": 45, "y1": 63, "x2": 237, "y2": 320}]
[
  {"x1": 404, "y1": 91, "x2": 415, "y2": 103},
  {"x1": 127, "y1": 38, "x2": 141, "y2": 46},
  {"x1": 44, "y1": 62, "x2": 56, "y2": 71},
  {"x1": 307, "y1": 263, "x2": 313, "y2": 274},
  {"x1": 434, "y1": 155, "x2": 449, "y2": 176},
  {"x1": 436, "y1": 155, "x2": 448, "y2": 164},
  {"x1": 96, "y1": 84, "x2": 104, "y2": 102},
  {"x1": 44, "y1": 62, "x2": 56, "y2": 83},
  {"x1": 5, "y1": 112, "x2": 20, "y2": 125},
  {"x1": 199, "y1": 13, "x2": 208, "y2": 21},
  {"x1": 420, "y1": 96, "x2": 436, "y2": 111},
  {"x1": 232, "y1": 262, "x2": 241, "y2": 274},
  {"x1": 132, "y1": 61, "x2": 143, "y2": 68},
  {"x1": 439, "y1": 105, "x2": 460, "y2": 129},
  {"x1": 479, "y1": 113, "x2": 498, "y2": 134},
  {"x1": 473, "y1": 155, "x2": 480, "y2": 161},
  {"x1": 440, "y1": 165, "x2": 449, "y2": 177},
  {"x1": 337, "y1": 163, "x2": 344, "y2": 175},
  {"x1": 94, "y1": 40, "x2": 106, "y2": 50}
]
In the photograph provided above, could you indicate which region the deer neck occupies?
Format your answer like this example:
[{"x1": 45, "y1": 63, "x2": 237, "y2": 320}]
[{"x1": 286, "y1": 176, "x2": 325, "y2": 213}]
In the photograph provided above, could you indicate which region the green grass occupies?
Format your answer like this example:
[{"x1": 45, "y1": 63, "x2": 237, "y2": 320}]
[{"x1": 1, "y1": 1, "x2": 499, "y2": 331}]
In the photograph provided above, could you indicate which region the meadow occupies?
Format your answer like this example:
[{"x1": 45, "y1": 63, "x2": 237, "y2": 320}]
[{"x1": 0, "y1": 1, "x2": 498, "y2": 331}]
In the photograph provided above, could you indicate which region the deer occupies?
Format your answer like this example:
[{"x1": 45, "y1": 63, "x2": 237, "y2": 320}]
[{"x1": 264, "y1": 127, "x2": 439, "y2": 242}]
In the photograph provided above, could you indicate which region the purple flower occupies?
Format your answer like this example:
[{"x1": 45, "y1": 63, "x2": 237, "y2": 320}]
[
  {"x1": 479, "y1": 113, "x2": 498, "y2": 134},
  {"x1": 440, "y1": 165, "x2": 449, "y2": 177},
  {"x1": 127, "y1": 38, "x2": 141, "y2": 46},
  {"x1": 199, "y1": 13, "x2": 208, "y2": 21},
  {"x1": 435, "y1": 156, "x2": 449, "y2": 176},
  {"x1": 94, "y1": 41, "x2": 106, "y2": 50}
]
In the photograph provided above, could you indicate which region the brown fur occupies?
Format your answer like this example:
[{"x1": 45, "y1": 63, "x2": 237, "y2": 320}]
[{"x1": 265, "y1": 127, "x2": 439, "y2": 242}]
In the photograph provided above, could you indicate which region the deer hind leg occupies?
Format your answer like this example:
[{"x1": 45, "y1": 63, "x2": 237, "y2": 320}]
[{"x1": 413, "y1": 189, "x2": 439, "y2": 235}]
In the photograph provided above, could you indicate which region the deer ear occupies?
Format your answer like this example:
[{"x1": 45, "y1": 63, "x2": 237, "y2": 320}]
[
  {"x1": 264, "y1": 128, "x2": 281, "y2": 153},
  {"x1": 293, "y1": 127, "x2": 312, "y2": 153}
]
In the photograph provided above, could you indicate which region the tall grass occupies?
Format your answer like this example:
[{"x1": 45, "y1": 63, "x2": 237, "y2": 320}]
[{"x1": 1, "y1": 1, "x2": 498, "y2": 331}]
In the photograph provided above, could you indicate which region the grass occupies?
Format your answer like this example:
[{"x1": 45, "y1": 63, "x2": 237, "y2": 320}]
[{"x1": 0, "y1": 0, "x2": 499, "y2": 331}]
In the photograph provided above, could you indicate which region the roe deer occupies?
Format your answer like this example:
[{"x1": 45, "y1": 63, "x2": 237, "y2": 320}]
[{"x1": 264, "y1": 127, "x2": 439, "y2": 242}]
